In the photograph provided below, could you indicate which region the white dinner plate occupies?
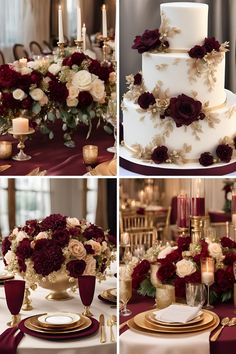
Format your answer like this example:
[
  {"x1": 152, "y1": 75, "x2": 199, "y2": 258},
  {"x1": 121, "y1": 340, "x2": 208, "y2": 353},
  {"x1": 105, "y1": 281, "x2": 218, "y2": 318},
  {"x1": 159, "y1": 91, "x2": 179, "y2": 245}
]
[{"x1": 38, "y1": 313, "x2": 81, "y2": 327}]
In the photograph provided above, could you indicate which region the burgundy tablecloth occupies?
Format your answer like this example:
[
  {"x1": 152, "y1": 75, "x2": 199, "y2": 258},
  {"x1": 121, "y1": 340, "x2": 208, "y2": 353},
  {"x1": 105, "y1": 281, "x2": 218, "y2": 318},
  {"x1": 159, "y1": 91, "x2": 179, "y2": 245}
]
[
  {"x1": 208, "y1": 212, "x2": 232, "y2": 223},
  {"x1": 0, "y1": 123, "x2": 114, "y2": 176},
  {"x1": 120, "y1": 293, "x2": 236, "y2": 354}
]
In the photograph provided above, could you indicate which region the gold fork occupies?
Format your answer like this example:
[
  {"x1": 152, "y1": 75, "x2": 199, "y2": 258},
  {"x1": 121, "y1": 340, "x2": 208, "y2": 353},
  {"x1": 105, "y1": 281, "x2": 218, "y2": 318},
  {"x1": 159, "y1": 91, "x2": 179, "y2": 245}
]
[{"x1": 107, "y1": 317, "x2": 116, "y2": 342}]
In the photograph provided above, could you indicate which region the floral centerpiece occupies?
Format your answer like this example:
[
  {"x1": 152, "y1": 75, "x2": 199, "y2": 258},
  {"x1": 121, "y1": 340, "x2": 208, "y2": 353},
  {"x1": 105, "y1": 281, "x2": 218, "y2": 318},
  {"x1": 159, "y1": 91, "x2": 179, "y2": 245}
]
[
  {"x1": 0, "y1": 52, "x2": 116, "y2": 147},
  {"x1": 131, "y1": 236, "x2": 236, "y2": 303},
  {"x1": 2, "y1": 214, "x2": 116, "y2": 296}
]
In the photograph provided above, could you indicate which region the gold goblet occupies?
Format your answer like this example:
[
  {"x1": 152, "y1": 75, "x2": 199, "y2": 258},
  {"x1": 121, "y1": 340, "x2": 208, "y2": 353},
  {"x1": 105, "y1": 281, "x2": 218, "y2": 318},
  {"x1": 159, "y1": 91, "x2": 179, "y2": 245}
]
[{"x1": 119, "y1": 277, "x2": 132, "y2": 316}]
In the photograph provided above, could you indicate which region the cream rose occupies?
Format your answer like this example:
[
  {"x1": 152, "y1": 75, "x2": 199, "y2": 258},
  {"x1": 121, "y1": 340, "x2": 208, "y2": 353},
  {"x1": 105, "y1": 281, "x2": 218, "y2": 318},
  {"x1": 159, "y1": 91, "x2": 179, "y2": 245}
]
[
  {"x1": 12, "y1": 227, "x2": 19, "y2": 236},
  {"x1": 66, "y1": 217, "x2": 80, "y2": 228},
  {"x1": 4, "y1": 250, "x2": 15, "y2": 265},
  {"x1": 101, "y1": 241, "x2": 108, "y2": 252},
  {"x1": 85, "y1": 239, "x2": 102, "y2": 255},
  {"x1": 158, "y1": 246, "x2": 177, "y2": 259},
  {"x1": 48, "y1": 63, "x2": 61, "y2": 76},
  {"x1": 16, "y1": 231, "x2": 28, "y2": 243},
  {"x1": 39, "y1": 94, "x2": 48, "y2": 106},
  {"x1": 35, "y1": 232, "x2": 48, "y2": 241},
  {"x1": 109, "y1": 72, "x2": 116, "y2": 84},
  {"x1": 67, "y1": 97, "x2": 78, "y2": 107},
  {"x1": 83, "y1": 255, "x2": 96, "y2": 275},
  {"x1": 68, "y1": 85, "x2": 79, "y2": 99},
  {"x1": 30, "y1": 88, "x2": 44, "y2": 101},
  {"x1": 176, "y1": 259, "x2": 196, "y2": 278},
  {"x1": 90, "y1": 78, "x2": 106, "y2": 102},
  {"x1": 21, "y1": 67, "x2": 32, "y2": 75},
  {"x1": 208, "y1": 242, "x2": 223, "y2": 259},
  {"x1": 68, "y1": 239, "x2": 86, "y2": 259},
  {"x1": 72, "y1": 70, "x2": 92, "y2": 91},
  {"x1": 13, "y1": 89, "x2": 26, "y2": 101}
]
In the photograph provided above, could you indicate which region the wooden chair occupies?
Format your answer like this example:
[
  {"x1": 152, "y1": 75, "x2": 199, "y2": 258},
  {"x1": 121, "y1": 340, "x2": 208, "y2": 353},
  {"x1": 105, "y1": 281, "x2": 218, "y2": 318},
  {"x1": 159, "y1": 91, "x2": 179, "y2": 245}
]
[
  {"x1": 156, "y1": 206, "x2": 172, "y2": 241},
  {"x1": 13, "y1": 44, "x2": 29, "y2": 60},
  {"x1": 120, "y1": 213, "x2": 154, "y2": 233},
  {"x1": 0, "y1": 51, "x2": 5, "y2": 65},
  {"x1": 29, "y1": 41, "x2": 43, "y2": 55},
  {"x1": 128, "y1": 228, "x2": 158, "y2": 253},
  {"x1": 43, "y1": 40, "x2": 53, "y2": 54}
]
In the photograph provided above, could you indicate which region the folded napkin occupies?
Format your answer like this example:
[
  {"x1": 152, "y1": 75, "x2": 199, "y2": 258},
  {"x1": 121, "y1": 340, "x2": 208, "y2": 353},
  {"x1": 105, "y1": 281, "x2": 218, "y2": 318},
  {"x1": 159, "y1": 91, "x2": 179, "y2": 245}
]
[
  {"x1": 154, "y1": 304, "x2": 201, "y2": 324},
  {"x1": 0, "y1": 327, "x2": 24, "y2": 354}
]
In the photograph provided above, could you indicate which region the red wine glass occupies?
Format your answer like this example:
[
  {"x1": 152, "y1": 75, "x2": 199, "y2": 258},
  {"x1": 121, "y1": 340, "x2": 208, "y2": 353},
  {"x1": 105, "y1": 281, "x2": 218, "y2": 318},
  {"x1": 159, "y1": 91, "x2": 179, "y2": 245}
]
[
  {"x1": 78, "y1": 275, "x2": 96, "y2": 317},
  {"x1": 4, "y1": 280, "x2": 25, "y2": 326}
]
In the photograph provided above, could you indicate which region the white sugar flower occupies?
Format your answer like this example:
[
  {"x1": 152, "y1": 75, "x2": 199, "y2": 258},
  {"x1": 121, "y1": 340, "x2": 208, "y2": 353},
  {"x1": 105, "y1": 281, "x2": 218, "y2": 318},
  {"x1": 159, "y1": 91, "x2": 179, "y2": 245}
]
[
  {"x1": 72, "y1": 70, "x2": 92, "y2": 91},
  {"x1": 30, "y1": 88, "x2": 44, "y2": 101},
  {"x1": 176, "y1": 259, "x2": 196, "y2": 278},
  {"x1": 13, "y1": 89, "x2": 26, "y2": 101},
  {"x1": 90, "y1": 78, "x2": 106, "y2": 102}
]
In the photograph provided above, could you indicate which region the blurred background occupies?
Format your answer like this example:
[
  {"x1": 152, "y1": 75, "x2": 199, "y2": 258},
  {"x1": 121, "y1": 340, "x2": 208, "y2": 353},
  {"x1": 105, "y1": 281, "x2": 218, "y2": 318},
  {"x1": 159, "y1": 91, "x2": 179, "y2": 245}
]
[
  {"x1": 0, "y1": 0, "x2": 116, "y2": 63},
  {"x1": 0, "y1": 177, "x2": 117, "y2": 238}
]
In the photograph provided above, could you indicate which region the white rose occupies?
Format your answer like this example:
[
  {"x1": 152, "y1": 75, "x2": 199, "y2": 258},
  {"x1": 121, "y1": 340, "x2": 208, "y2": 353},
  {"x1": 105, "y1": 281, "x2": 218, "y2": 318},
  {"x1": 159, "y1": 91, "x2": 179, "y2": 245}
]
[
  {"x1": 83, "y1": 255, "x2": 96, "y2": 275},
  {"x1": 4, "y1": 250, "x2": 15, "y2": 265},
  {"x1": 68, "y1": 85, "x2": 79, "y2": 99},
  {"x1": 85, "y1": 239, "x2": 102, "y2": 255},
  {"x1": 158, "y1": 246, "x2": 177, "y2": 259},
  {"x1": 48, "y1": 63, "x2": 61, "y2": 76},
  {"x1": 72, "y1": 70, "x2": 92, "y2": 91},
  {"x1": 101, "y1": 241, "x2": 108, "y2": 252},
  {"x1": 16, "y1": 231, "x2": 29, "y2": 243},
  {"x1": 39, "y1": 94, "x2": 48, "y2": 106},
  {"x1": 21, "y1": 67, "x2": 32, "y2": 75},
  {"x1": 30, "y1": 88, "x2": 44, "y2": 101},
  {"x1": 67, "y1": 217, "x2": 80, "y2": 228},
  {"x1": 13, "y1": 89, "x2": 26, "y2": 101},
  {"x1": 68, "y1": 239, "x2": 86, "y2": 259},
  {"x1": 109, "y1": 71, "x2": 116, "y2": 84},
  {"x1": 35, "y1": 232, "x2": 48, "y2": 240},
  {"x1": 12, "y1": 227, "x2": 19, "y2": 236},
  {"x1": 176, "y1": 259, "x2": 196, "y2": 278},
  {"x1": 208, "y1": 242, "x2": 223, "y2": 259},
  {"x1": 90, "y1": 78, "x2": 106, "y2": 102},
  {"x1": 67, "y1": 97, "x2": 78, "y2": 107},
  {"x1": 27, "y1": 61, "x2": 39, "y2": 70}
]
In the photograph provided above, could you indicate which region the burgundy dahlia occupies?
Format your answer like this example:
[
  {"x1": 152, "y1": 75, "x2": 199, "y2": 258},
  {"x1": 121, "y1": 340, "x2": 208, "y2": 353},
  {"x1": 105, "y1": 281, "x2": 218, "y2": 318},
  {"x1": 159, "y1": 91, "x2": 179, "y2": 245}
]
[
  {"x1": 70, "y1": 52, "x2": 87, "y2": 66},
  {"x1": 40, "y1": 214, "x2": 67, "y2": 231},
  {"x1": 49, "y1": 80, "x2": 69, "y2": 103},
  {"x1": 214, "y1": 267, "x2": 234, "y2": 293},
  {"x1": 151, "y1": 146, "x2": 169, "y2": 164},
  {"x1": 138, "y1": 92, "x2": 155, "y2": 109},
  {"x1": 83, "y1": 224, "x2": 105, "y2": 242},
  {"x1": 30, "y1": 71, "x2": 42, "y2": 85},
  {"x1": 132, "y1": 259, "x2": 150, "y2": 289},
  {"x1": 21, "y1": 97, "x2": 33, "y2": 110},
  {"x1": 132, "y1": 29, "x2": 161, "y2": 53},
  {"x1": 88, "y1": 59, "x2": 101, "y2": 76},
  {"x1": 2, "y1": 236, "x2": 11, "y2": 256},
  {"x1": 163, "y1": 249, "x2": 181, "y2": 264},
  {"x1": 165, "y1": 94, "x2": 203, "y2": 127},
  {"x1": 177, "y1": 236, "x2": 191, "y2": 252},
  {"x1": 134, "y1": 73, "x2": 142, "y2": 85},
  {"x1": 52, "y1": 228, "x2": 70, "y2": 247},
  {"x1": 18, "y1": 74, "x2": 32, "y2": 91},
  {"x1": 1, "y1": 92, "x2": 19, "y2": 109},
  {"x1": 78, "y1": 91, "x2": 93, "y2": 108},
  {"x1": 221, "y1": 236, "x2": 236, "y2": 249},
  {"x1": 216, "y1": 144, "x2": 233, "y2": 163},
  {"x1": 203, "y1": 37, "x2": 221, "y2": 53},
  {"x1": 22, "y1": 219, "x2": 41, "y2": 237},
  {"x1": 16, "y1": 238, "x2": 32, "y2": 259},
  {"x1": 32, "y1": 240, "x2": 64, "y2": 276},
  {"x1": 188, "y1": 45, "x2": 206, "y2": 59},
  {"x1": 0, "y1": 64, "x2": 19, "y2": 88},
  {"x1": 199, "y1": 152, "x2": 214, "y2": 167},
  {"x1": 17, "y1": 256, "x2": 27, "y2": 273},
  {"x1": 157, "y1": 262, "x2": 176, "y2": 282},
  {"x1": 66, "y1": 259, "x2": 86, "y2": 277},
  {"x1": 223, "y1": 253, "x2": 236, "y2": 265}
]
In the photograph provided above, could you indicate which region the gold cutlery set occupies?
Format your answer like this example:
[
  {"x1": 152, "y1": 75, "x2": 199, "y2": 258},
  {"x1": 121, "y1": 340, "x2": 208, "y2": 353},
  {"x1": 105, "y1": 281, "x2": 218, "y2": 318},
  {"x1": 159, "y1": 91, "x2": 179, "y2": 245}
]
[
  {"x1": 211, "y1": 316, "x2": 236, "y2": 341},
  {"x1": 100, "y1": 314, "x2": 117, "y2": 343}
]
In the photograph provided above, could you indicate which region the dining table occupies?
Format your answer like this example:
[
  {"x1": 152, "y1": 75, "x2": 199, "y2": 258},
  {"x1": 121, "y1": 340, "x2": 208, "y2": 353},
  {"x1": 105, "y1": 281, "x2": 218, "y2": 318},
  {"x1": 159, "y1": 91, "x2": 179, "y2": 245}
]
[
  {"x1": 0, "y1": 123, "x2": 114, "y2": 176},
  {"x1": 0, "y1": 261, "x2": 117, "y2": 354},
  {"x1": 120, "y1": 292, "x2": 236, "y2": 354}
]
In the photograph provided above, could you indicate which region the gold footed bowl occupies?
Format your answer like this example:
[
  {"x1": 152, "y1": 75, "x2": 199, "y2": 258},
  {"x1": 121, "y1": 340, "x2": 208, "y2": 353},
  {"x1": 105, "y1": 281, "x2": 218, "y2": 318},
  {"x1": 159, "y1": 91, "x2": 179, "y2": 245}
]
[{"x1": 38, "y1": 271, "x2": 76, "y2": 301}]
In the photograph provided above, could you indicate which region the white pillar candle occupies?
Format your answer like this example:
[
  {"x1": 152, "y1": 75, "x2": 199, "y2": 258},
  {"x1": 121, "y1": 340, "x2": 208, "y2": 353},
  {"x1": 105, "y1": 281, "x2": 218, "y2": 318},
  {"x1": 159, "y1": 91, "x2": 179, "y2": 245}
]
[
  {"x1": 12, "y1": 118, "x2": 29, "y2": 134},
  {"x1": 82, "y1": 23, "x2": 86, "y2": 51},
  {"x1": 102, "y1": 4, "x2": 107, "y2": 38},
  {"x1": 58, "y1": 5, "x2": 64, "y2": 43},
  {"x1": 201, "y1": 271, "x2": 214, "y2": 285},
  {"x1": 19, "y1": 58, "x2": 27, "y2": 66},
  {"x1": 77, "y1": 0, "x2": 82, "y2": 41}
]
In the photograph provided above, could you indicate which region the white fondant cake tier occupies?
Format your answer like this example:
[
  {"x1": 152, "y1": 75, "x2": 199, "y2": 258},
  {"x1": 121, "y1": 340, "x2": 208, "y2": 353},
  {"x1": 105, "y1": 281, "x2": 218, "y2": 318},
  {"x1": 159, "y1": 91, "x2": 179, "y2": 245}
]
[
  {"x1": 123, "y1": 89, "x2": 236, "y2": 162},
  {"x1": 142, "y1": 52, "x2": 226, "y2": 107},
  {"x1": 160, "y1": 2, "x2": 208, "y2": 50}
]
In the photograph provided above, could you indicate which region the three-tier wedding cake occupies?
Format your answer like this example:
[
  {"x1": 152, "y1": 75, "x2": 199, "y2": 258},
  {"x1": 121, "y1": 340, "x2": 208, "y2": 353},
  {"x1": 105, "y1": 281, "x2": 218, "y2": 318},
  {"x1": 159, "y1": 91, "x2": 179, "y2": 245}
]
[{"x1": 121, "y1": 2, "x2": 236, "y2": 175}]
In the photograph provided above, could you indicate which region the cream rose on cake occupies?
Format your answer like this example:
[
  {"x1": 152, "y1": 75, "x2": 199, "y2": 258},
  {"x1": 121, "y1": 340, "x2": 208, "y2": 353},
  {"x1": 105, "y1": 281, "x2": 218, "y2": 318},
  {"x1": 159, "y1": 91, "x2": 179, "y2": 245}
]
[{"x1": 176, "y1": 259, "x2": 196, "y2": 278}]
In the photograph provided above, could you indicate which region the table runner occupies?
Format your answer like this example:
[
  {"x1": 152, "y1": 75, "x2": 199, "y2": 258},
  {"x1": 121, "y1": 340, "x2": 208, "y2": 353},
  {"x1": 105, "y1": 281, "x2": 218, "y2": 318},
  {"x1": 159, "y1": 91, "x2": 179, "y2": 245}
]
[{"x1": 0, "y1": 123, "x2": 114, "y2": 176}]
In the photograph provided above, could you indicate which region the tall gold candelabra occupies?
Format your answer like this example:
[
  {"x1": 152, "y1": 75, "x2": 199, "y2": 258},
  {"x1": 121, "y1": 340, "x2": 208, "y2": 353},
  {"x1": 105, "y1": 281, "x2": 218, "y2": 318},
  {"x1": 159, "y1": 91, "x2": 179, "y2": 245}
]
[
  {"x1": 190, "y1": 216, "x2": 205, "y2": 244},
  {"x1": 74, "y1": 39, "x2": 83, "y2": 52},
  {"x1": 57, "y1": 42, "x2": 65, "y2": 57},
  {"x1": 102, "y1": 37, "x2": 111, "y2": 66}
]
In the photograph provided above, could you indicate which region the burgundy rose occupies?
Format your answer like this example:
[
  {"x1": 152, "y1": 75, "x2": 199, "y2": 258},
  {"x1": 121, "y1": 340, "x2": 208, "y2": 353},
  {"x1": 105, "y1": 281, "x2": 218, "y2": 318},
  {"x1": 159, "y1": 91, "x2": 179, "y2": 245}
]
[
  {"x1": 69, "y1": 227, "x2": 81, "y2": 237},
  {"x1": 34, "y1": 238, "x2": 51, "y2": 251},
  {"x1": 1, "y1": 92, "x2": 19, "y2": 109},
  {"x1": 0, "y1": 65, "x2": 19, "y2": 88},
  {"x1": 151, "y1": 146, "x2": 169, "y2": 164},
  {"x1": 215, "y1": 267, "x2": 234, "y2": 293},
  {"x1": 2, "y1": 236, "x2": 11, "y2": 256},
  {"x1": 32, "y1": 240, "x2": 64, "y2": 276},
  {"x1": 22, "y1": 219, "x2": 40, "y2": 237},
  {"x1": 223, "y1": 252, "x2": 236, "y2": 265},
  {"x1": 163, "y1": 249, "x2": 181, "y2": 264},
  {"x1": 70, "y1": 52, "x2": 87, "y2": 66},
  {"x1": 165, "y1": 94, "x2": 203, "y2": 127},
  {"x1": 157, "y1": 262, "x2": 176, "y2": 282},
  {"x1": 199, "y1": 152, "x2": 214, "y2": 167},
  {"x1": 132, "y1": 29, "x2": 161, "y2": 53},
  {"x1": 49, "y1": 80, "x2": 69, "y2": 103},
  {"x1": 21, "y1": 96, "x2": 33, "y2": 110},
  {"x1": 62, "y1": 57, "x2": 72, "y2": 67},
  {"x1": 84, "y1": 244, "x2": 95, "y2": 255},
  {"x1": 107, "y1": 234, "x2": 116, "y2": 245},
  {"x1": 40, "y1": 214, "x2": 66, "y2": 231},
  {"x1": 177, "y1": 236, "x2": 191, "y2": 252},
  {"x1": 98, "y1": 66, "x2": 110, "y2": 83},
  {"x1": 78, "y1": 91, "x2": 93, "y2": 108},
  {"x1": 88, "y1": 59, "x2": 101, "y2": 76},
  {"x1": 188, "y1": 45, "x2": 206, "y2": 59},
  {"x1": 83, "y1": 224, "x2": 105, "y2": 242},
  {"x1": 16, "y1": 238, "x2": 32, "y2": 259},
  {"x1": 134, "y1": 73, "x2": 142, "y2": 85},
  {"x1": 30, "y1": 71, "x2": 42, "y2": 85},
  {"x1": 17, "y1": 257, "x2": 27, "y2": 273},
  {"x1": 18, "y1": 74, "x2": 32, "y2": 91},
  {"x1": 138, "y1": 92, "x2": 155, "y2": 110},
  {"x1": 221, "y1": 236, "x2": 236, "y2": 249},
  {"x1": 132, "y1": 260, "x2": 150, "y2": 289},
  {"x1": 47, "y1": 72, "x2": 57, "y2": 81},
  {"x1": 203, "y1": 37, "x2": 221, "y2": 53},
  {"x1": 52, "y1": 228, "x2": 70, "y2": 247},
  {"x1": 66, "y1": 259, "x2": 86, "y2": 277},
  {"x1": 216, "y1": 144, "x2": 233, "y2": 163},
  {"x1": 185, "y1": 270, "x2": 201, "y2": 284},
  {"x1": 174, "y1": 276, "x2": 186, "y2": 298}
]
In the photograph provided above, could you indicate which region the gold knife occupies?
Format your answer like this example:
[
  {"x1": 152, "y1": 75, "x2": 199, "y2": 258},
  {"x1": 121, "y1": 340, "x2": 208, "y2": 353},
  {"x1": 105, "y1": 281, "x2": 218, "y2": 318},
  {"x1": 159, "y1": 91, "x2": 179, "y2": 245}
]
[
  {"x1": 99, "y1": 314, "x2": 106, "y2": 343},
  {"x1": 0, "y1": 165, "x2": 11, "y2": 173}
]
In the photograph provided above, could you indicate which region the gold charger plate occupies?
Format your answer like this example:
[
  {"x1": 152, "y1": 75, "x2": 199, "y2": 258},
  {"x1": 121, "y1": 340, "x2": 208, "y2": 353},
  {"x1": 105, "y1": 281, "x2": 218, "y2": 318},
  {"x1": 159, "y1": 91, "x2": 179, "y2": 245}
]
[
  {"x1": 92, "y1": 159, "x2": 117, "y2": 176},
  {"x1": 100, "y1": 290, "x2": 117, "y2": 303},
  {"x1": 107, "y1": 288, "x2": 117, "y2": 298},
  {"x1": 134, "y1": 310, "x2": 219, "y2": 334},
  {"x1": 24, "y1": 315, "x2": 91, "y2": 334},
  {"x1": 147, "y1": 311, "x2": 204, "y2": 327}
]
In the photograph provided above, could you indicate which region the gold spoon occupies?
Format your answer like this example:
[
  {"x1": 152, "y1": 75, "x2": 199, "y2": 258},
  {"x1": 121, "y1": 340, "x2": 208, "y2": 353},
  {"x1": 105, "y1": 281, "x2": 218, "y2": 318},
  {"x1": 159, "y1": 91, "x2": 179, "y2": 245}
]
[
  {"x1": 228, "y1": 317, "x2": 236, "y2": 326},
  {"x1": 211, "y1": 317, "x2": 230, "y2": 341},
  {"x1": 107, "y1": 318, "x2": 115, "y2": 342}
]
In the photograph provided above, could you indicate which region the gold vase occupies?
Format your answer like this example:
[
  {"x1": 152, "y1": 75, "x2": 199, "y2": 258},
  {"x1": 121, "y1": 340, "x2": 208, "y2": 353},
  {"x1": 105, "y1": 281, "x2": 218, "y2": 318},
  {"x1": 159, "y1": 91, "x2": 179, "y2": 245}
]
[
  {"x1": 38, "y1": 271, "x2": 76, "y2": 301},
  {"x1": 150, "y1": 263, "x2": 161, "y2": 288}
]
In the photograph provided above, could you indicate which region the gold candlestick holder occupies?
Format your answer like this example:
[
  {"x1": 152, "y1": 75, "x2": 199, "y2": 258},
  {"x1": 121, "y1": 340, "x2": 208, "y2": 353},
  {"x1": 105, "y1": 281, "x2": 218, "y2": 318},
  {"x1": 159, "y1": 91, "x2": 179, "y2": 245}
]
[
  {"x1": 102, "y1": 37, "x2": 111, "y2": 67},
  {"x1": 57, "y1": 42, "x2": 65, "y2": 57},
  {"x1": 8, "y1": 128, "x2": 35, "y2": 161},
  {"x1": 177, "y1": 227, "x2": 189, "y2": 237},
  {"x1": 190, "y1": 216, "x2": 205, "y2": 244},
  {"x1": 74, "y1": 39, "x2": 83, "y2": 52},
  {"x1": 22, "y1": 287, "x2": 33, "y2": 311}
]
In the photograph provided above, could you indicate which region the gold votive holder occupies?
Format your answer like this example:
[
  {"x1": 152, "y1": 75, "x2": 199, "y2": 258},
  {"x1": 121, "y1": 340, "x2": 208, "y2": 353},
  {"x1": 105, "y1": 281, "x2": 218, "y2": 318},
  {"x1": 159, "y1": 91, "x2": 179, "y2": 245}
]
[
  {"x1": 156, "y1": 284, "x2": 175, "y2": 309},
  {"x1": 0, "y1": 141, "x2": 12, "y2": 159},
  {"x1": 74, "y1": 39, "x2": 83, "y2": 52},
  {"x1": 8, "y1": 128, "x2": 35, "y2": 161},
  {"x1": 82, "y1": 145, "x2": 98, "y2": 166}
]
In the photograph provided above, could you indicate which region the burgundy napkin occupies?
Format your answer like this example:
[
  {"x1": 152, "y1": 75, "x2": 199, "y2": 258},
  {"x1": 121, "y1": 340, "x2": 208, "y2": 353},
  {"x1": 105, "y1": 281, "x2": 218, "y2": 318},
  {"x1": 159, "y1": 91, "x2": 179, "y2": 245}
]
[{"x1": 0, "y1": 327, "x2": 24, "y2": 354}]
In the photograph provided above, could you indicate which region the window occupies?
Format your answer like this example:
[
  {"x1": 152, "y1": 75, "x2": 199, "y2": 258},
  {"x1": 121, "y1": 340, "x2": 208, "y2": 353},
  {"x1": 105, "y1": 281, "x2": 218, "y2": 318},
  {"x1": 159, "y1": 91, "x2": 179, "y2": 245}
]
[
  {"x1": 0, "y1": 179, "x2": 9, "y2": 237},
  {"x1": 86, "y1": 179, "x2": 98, "y2": 223}
]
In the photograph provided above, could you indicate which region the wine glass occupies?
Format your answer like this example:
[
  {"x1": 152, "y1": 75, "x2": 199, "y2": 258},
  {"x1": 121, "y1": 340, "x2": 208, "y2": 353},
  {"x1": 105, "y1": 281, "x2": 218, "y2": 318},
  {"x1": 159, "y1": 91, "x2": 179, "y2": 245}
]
[
  {"x1": 78, "y1": 275, "x2": 96, "y2": 317},
  {"x1": 119, "y1": 276, "x2": 132, "y2": 317},
  {"x1": 4, "y1": 280, "x2": 25, "y2": 326},
  {"x1": 103, "y1": 98, "x2": 117, "y2": 154},
  {"x1": 186, "y1": 283, "x2": 206, "y2": 307},
  {"x1": 201, "y1": 257, "x2": 214, "y2": 309}
]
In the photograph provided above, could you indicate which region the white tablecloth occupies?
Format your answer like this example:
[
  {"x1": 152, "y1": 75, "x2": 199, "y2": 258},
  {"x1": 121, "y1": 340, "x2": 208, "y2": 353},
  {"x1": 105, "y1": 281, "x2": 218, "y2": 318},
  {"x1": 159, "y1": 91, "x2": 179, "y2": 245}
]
[{"x1": 0, "y1": 261, "x2": 117, "y2": 354}]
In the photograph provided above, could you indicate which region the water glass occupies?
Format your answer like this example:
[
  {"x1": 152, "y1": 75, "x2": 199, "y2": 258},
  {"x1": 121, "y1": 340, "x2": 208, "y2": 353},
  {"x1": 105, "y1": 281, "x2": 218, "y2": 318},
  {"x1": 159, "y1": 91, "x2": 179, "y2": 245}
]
[
  {"x1": 186, "y1": 283, "x2": 206, "y2": 307},
  {"x1": 156, "y1": 284, "x2": 175, "y2": 309}
]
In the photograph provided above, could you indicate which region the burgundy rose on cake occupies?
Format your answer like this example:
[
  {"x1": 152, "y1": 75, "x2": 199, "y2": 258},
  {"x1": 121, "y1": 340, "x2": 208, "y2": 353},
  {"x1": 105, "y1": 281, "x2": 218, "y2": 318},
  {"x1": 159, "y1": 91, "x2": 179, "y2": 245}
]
[{"x1": 2, "y1": 214, "x2": 115, "y2": 289}]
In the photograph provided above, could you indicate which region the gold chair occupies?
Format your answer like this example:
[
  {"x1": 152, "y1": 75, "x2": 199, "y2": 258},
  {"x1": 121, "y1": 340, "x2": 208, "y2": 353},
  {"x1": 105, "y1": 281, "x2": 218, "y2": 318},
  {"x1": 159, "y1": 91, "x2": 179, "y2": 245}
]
[
  {"x1": 120, "y1": 213, "x2": 154, "y2": 233},
  {"x1": 128, "y1": 228, "x2": 158, "y2": 252}
]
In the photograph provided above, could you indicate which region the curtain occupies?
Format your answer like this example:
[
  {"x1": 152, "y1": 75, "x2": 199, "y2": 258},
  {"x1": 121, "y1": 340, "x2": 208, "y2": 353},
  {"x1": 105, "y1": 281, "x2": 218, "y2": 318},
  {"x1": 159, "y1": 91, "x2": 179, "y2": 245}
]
[
  {"x1": 95, "y1": 179, "x2": 108, "y2": 230},
  {"x1": 106, "y1": 179, "x2": 117, "y2": 236},
  {"x1": 120, "y1": 0, "x2": 236, "y2": 99}
]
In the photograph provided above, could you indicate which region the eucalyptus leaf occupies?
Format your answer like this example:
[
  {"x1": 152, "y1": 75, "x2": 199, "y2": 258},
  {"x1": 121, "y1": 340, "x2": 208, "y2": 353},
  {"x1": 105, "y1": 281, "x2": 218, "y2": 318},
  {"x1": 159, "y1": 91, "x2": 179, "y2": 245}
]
[
  {"x1": 137, "y1": 278, "x2": 156, "y2": 298},
  {"x1": 47, "y1": 112, "x2": 56, "y2": 122},
  {"x1": 40, "y1": 125, "x2": 50, "y2": 135},
  {"x1": 89, "y1": 110, "x2": 96, "y2": 119},
  {"x1": 49, "y1": 131, "x2": 54, "y2": 140},
  {"x1": 222, "y1": 290, "x2": 232, "y2": 302},
  {"x1": 64, "y1": 140, "x2": 75, "y2": 148},
  {"x1": 70, "y1": 108, "x2": 79, "y2": 114},
  {"x1": 104, "y1": 125, "x2": 113, "y2": 135},
  {"x1": 32, "y1": 103, "x2": 41, "y2": 115}
]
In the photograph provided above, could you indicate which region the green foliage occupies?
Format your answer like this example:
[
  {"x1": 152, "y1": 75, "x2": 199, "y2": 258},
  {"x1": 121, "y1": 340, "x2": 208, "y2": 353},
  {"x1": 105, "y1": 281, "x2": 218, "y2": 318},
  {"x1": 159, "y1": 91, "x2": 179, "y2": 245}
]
[
  {"x1": 137, "y1": 278, "x2": 156, "y2": 298},
  {"x1": 223, "y1": 200, "x2": 231, "y2": 214},
  {"x1": 47, "y1": 112, "x2": 56, "y2": 122},
  {"x1": 104, "y1": 125, "x2": 113, "y2": 134},
  {"x1": 32, "y1": 103, "x2": 41, "y2": 115},
  {"x1": 222, "y1": 290, "x2": 232, "y2": 302}
]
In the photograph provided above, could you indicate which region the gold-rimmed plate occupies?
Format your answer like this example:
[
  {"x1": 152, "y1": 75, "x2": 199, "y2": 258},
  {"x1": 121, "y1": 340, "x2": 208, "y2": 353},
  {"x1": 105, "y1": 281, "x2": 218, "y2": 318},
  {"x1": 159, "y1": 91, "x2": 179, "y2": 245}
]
[
  {"x1": 107, "y1": 288, "x2": 117, "y2": 298},
  {"x1": 147, "y1": 310, "x2": 204, "y2": 327},
  {"x1": 29, "y1": 315, "x2": 85, "y2": 332},
  {"x1": 38, "y1": 312, "x2": 81, "y2": 329},
  {"x1": 100, "y1": 290, "x2": 117, "y2": 303},
  {"x1": 24, "y1": 315, "x2": 91, "y2": 334},
  {"x1": 0, "y1": 270, "x2": 14, "y2": 281}
]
